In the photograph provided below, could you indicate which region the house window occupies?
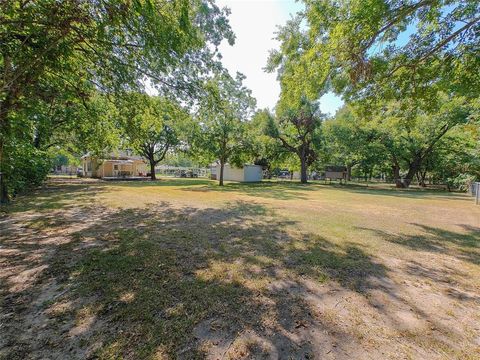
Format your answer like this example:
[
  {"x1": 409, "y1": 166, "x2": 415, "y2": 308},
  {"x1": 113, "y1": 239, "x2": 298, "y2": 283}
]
[
  {"x1": 87, "y1": 161, "x2": 92, "y2": 172},
  {"x1": 114, "y1": 165, "x2": 119, "y2": 170}
]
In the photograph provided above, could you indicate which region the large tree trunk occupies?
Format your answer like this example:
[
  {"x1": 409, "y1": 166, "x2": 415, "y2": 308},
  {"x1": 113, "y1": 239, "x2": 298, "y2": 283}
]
[
  {"x1": 416, "y1": 171, "x2": 427, "y2": 187},
  {"x1": 346, "y1": 164, "x2": 352, "y2": 181},
  {"x1": 392, "y1": 163, "x2": 403, "y2": 188},
  {"x1": 219, "y1": 160, "x2": 225, "y2": 186},
  {"x1": 402, "y1": 172, "x2": 414, "y2": 188},
  {"x1": 300, "y1": 156, "x2": 308, "y2": 184},
  {"x1": 420, "y1": 170, "x2": 427, "y2": 187},
  {"x1": 402, "y1": 157, "x2": 422, "y2": 188},
  {"x1": 150, "y1": 161, "x2": 156, "y2": 180}
]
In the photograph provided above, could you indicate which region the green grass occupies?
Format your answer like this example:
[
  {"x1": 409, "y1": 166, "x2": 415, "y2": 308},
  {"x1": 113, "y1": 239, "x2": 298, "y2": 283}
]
[{"x1": 1, "y1": 178, "x2": 479, "y2": 359}]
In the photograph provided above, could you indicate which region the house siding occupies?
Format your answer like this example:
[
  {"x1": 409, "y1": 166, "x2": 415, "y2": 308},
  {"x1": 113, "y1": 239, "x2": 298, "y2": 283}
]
[{"x1": 102, "y1": 162, "x2": 113, "y2": 177}]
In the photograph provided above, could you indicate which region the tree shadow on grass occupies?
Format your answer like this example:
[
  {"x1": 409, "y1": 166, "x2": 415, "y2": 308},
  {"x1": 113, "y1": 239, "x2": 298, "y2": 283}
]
[
  {"x1": 177, "y1": 179, "x2": 471, "y2": 202},
  {"x1": 357, "y1": 223, "x2": 480, "y2": 265},
  {"x1": 403, "y1": 260, "x2": 480, "y2": 303},
  {"x1": 2, "y1": 182, "x2": 106, "y2": 215},
  {"x1": 4, "y1": 179, "x2": 479, "y2": 359},
  {"x1": 328, "y1": 182, "x2": 472, "y2": 201},
  {"x1": 181, "y1": 181, "x2": 318, "y2": 200},
  {"x1": 109, "y1": 178, "x2": 214, "y2": 188},
  {"x1": 1, "y1": 199, "x2": 390, "y2": 359}
]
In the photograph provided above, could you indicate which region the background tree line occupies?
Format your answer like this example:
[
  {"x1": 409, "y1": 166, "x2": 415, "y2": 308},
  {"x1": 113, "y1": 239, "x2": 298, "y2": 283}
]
[
  {"x1": 1, "y1": 0, "x2": 479, "y2": 202},
  {"x1": 0, "y1": 0, "x2": 234, "y2": 202},
  {"x1": 261, "y1": 0, "x2": 479, "y2": 188}
]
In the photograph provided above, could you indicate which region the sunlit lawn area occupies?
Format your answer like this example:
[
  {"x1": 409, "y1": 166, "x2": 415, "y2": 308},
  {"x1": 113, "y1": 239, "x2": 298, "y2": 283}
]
[{"x1": 1, "y1": 178, "x2": 479, "y2": 359}]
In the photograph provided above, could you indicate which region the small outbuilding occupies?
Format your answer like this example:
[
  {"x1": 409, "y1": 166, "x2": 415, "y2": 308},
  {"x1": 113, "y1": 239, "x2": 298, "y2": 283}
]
[
  {"x1": 325, "y1": 166, "x2": 347, "y2": 181},
  {"x1": 214, "y1": 164, "x2": 263, "y2": 182}
]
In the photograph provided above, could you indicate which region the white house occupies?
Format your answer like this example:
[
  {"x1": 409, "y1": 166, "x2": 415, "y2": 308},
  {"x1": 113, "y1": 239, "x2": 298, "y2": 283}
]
[{"x1": 213, "y1": 164, "x2": 263, "y2": 182}]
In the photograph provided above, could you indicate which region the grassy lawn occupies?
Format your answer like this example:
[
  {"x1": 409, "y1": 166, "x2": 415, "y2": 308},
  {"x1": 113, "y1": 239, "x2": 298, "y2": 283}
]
[{"x1": 1, "y1": 178, "x2": 479, "y2": 359}]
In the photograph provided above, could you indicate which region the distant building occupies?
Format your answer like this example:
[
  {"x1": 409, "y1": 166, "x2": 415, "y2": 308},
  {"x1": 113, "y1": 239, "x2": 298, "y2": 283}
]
[
  {"x1": 81, "y1": 151, "x2": 148, "y2": 178},
  {"x1": 325, "y1": 166, "x2": 347, "y2": 181},
  {"x1": 212, "y1": 164, "x2": 263, "y2": 182}
]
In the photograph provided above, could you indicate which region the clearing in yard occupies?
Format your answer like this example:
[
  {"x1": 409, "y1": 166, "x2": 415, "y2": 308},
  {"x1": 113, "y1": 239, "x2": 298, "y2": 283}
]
[{"x1": 1, "y1": 178, "x2": 479, "y2": 359}]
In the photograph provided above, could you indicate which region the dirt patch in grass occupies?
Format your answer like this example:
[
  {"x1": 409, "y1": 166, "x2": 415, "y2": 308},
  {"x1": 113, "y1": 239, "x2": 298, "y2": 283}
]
[{"x1": 1, "y1": 179, "x2": 479, "y2": 359}]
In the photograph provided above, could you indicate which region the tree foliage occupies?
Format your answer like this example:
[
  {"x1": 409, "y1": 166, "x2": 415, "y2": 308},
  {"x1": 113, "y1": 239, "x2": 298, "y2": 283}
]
[
  {"x1": 119, "y1": 94, "x2": 189, "y2": 180},
  {"x1": 190, "y1": 71, "x2": 256, "y2": 185},
  {"x1": 265, "y1": 97, "x2": 324, "y2": 183},
  {"x1": 323, "y1": 106, "x2": 386, "y2": 180},
  {"x1": 324, "y1": 98, "x2": 479, "y2": 188},
  {"x1": 247, "y1": 109, "x2": 289, "y2": 174},
  {"x1": 293, "y1": 0, "x2": 480, "y2": 101},
  {"x1": 0, "y1": 0, "x2": 234, "y2": 201},
  {"x1": 266, "y1": 0, "x2": 479, "y2": 187}
]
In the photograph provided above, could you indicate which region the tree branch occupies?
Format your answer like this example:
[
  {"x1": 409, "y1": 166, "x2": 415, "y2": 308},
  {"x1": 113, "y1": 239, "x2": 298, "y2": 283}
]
[
  {"x1": 362, "y1": 0, "x2": 435, "y2": 52},
  {"x1": 388, "y1": 15, "x2": 480, "y2": 76},
  {"x1": 277, "y1": 134, "x2": 296, "y2": 152}
]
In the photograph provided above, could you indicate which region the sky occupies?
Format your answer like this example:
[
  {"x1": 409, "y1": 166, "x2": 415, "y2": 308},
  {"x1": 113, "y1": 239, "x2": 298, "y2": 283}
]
[{"x1": 216, "y1": 0, "x2": 344, "y2": 115}]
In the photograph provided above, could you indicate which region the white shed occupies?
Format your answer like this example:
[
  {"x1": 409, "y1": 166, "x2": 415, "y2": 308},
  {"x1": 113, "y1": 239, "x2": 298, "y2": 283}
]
[{"x1": 215, "y1": 164, "x2": 263, "y2": 182}]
